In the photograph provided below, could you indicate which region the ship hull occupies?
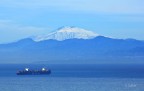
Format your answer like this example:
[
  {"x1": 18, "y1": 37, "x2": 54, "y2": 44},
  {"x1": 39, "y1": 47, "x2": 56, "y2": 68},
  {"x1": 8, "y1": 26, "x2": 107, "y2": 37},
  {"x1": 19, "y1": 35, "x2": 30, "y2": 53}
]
[{"x1": 17, "y1": 70, "x2": 51, "y2": 75}]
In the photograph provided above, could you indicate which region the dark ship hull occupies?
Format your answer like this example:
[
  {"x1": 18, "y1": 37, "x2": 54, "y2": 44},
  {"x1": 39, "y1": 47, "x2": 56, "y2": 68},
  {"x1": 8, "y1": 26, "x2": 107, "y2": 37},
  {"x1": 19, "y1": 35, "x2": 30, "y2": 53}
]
[{"x1": 17, "y1": 68, "x2": 51, "y2": 75}]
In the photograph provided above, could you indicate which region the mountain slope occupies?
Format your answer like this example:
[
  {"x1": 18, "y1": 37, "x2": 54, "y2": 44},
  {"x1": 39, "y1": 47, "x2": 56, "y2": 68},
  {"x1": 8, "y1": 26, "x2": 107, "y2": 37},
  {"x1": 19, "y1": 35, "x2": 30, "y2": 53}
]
[
  {"x1": 33, "y1": 26, "x2": 99, "y2": 41},
  {"x1": 0, "y1": 36, "x2": 144, "y2": 64}
]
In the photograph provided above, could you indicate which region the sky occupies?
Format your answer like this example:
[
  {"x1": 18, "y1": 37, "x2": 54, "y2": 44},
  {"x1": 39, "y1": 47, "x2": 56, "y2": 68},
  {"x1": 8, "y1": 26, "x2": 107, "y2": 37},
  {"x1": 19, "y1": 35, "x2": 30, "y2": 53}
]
[{"x1": 0, "y1": 0, "x2": 144, "y2": 43}]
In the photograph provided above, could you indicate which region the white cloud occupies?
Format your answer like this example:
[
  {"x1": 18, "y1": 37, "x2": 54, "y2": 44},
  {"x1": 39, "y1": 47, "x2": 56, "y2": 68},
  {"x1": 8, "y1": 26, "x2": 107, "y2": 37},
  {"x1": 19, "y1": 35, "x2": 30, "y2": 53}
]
[{"x1": 0, "y1": 20, "x2": 50, "y2": 43}]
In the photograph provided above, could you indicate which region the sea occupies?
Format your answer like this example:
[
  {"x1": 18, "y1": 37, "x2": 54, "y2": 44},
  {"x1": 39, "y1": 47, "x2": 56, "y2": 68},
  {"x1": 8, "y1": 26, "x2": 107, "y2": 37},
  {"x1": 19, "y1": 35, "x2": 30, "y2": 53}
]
[{"x1": 0, "y1": 64, "x2": 144, "y2": 91}]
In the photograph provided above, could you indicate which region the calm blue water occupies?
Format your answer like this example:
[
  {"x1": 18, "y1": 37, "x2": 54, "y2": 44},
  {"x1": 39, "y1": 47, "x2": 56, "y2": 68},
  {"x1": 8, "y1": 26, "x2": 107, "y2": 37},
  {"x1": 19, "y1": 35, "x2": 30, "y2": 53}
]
[{"x1": 0, "y1": 64, "x2": 144, "y2": 91}]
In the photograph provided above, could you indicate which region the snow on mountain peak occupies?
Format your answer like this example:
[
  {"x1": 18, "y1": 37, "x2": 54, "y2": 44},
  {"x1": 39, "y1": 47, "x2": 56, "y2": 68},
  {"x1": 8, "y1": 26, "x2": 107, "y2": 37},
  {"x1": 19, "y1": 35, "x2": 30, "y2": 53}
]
[
  {"x1": 58, "y1": 26, "x2": 90, "y2": 32},
  {"x1": 33, "y1": 26, "x2": 100, "y2": 42}
]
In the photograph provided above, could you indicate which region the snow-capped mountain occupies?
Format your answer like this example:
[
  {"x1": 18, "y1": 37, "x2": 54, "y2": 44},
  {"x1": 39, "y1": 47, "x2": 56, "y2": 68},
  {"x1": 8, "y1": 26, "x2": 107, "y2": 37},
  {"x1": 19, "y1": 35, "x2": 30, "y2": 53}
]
[
  {"x1": 0, "y1": 28, "x2": 144, "y2": 64},
  {"x1": 33, "y1": 26, "x2": 99, "y2": 41}
]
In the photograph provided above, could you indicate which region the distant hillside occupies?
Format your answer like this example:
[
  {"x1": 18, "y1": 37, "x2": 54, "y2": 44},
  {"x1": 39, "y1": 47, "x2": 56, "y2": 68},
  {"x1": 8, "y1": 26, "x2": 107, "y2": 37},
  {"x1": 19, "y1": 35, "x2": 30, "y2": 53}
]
[{"x1": 0, "y1": 36, "x2": 144, "y2": 64}]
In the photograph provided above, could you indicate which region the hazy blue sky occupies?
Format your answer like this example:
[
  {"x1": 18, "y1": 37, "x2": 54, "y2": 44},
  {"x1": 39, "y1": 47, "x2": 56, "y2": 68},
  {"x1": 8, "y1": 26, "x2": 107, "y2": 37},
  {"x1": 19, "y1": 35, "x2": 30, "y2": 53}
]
[{"x1": 0, "y1": 0, "x2": 144, "y2": 43}]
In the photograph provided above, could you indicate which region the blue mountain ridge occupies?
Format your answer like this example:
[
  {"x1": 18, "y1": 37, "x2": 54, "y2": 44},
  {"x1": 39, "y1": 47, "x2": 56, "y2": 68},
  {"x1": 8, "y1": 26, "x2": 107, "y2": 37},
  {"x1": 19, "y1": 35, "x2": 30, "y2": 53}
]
[{"x1": 0, "y1": 36, "x2": 144, "y2": 64}]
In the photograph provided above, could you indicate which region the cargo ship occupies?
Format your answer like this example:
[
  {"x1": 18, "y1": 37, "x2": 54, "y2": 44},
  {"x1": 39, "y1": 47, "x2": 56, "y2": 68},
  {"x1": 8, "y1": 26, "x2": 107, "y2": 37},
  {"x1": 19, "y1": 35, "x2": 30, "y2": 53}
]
[{"x1": 16, "y1": 68, "x2": 51, "y2": 75}]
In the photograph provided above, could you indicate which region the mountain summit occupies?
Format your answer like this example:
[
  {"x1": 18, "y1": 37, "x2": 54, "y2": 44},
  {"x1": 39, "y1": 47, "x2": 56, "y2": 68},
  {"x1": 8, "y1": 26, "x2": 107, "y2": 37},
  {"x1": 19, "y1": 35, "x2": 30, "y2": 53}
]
[
  {"x1": 33, "y1": 26, "x2": 99, "y2": 41},
  {"x1": 0, "y1": 26, "x2": 144, "y2": 63}
]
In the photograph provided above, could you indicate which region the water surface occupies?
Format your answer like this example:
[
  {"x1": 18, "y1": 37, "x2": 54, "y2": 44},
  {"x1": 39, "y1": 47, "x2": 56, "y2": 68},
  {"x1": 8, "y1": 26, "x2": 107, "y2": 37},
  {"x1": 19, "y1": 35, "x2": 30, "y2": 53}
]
[{"x1": 0, "y1": 64, "x2": 144, "y2": 91}]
